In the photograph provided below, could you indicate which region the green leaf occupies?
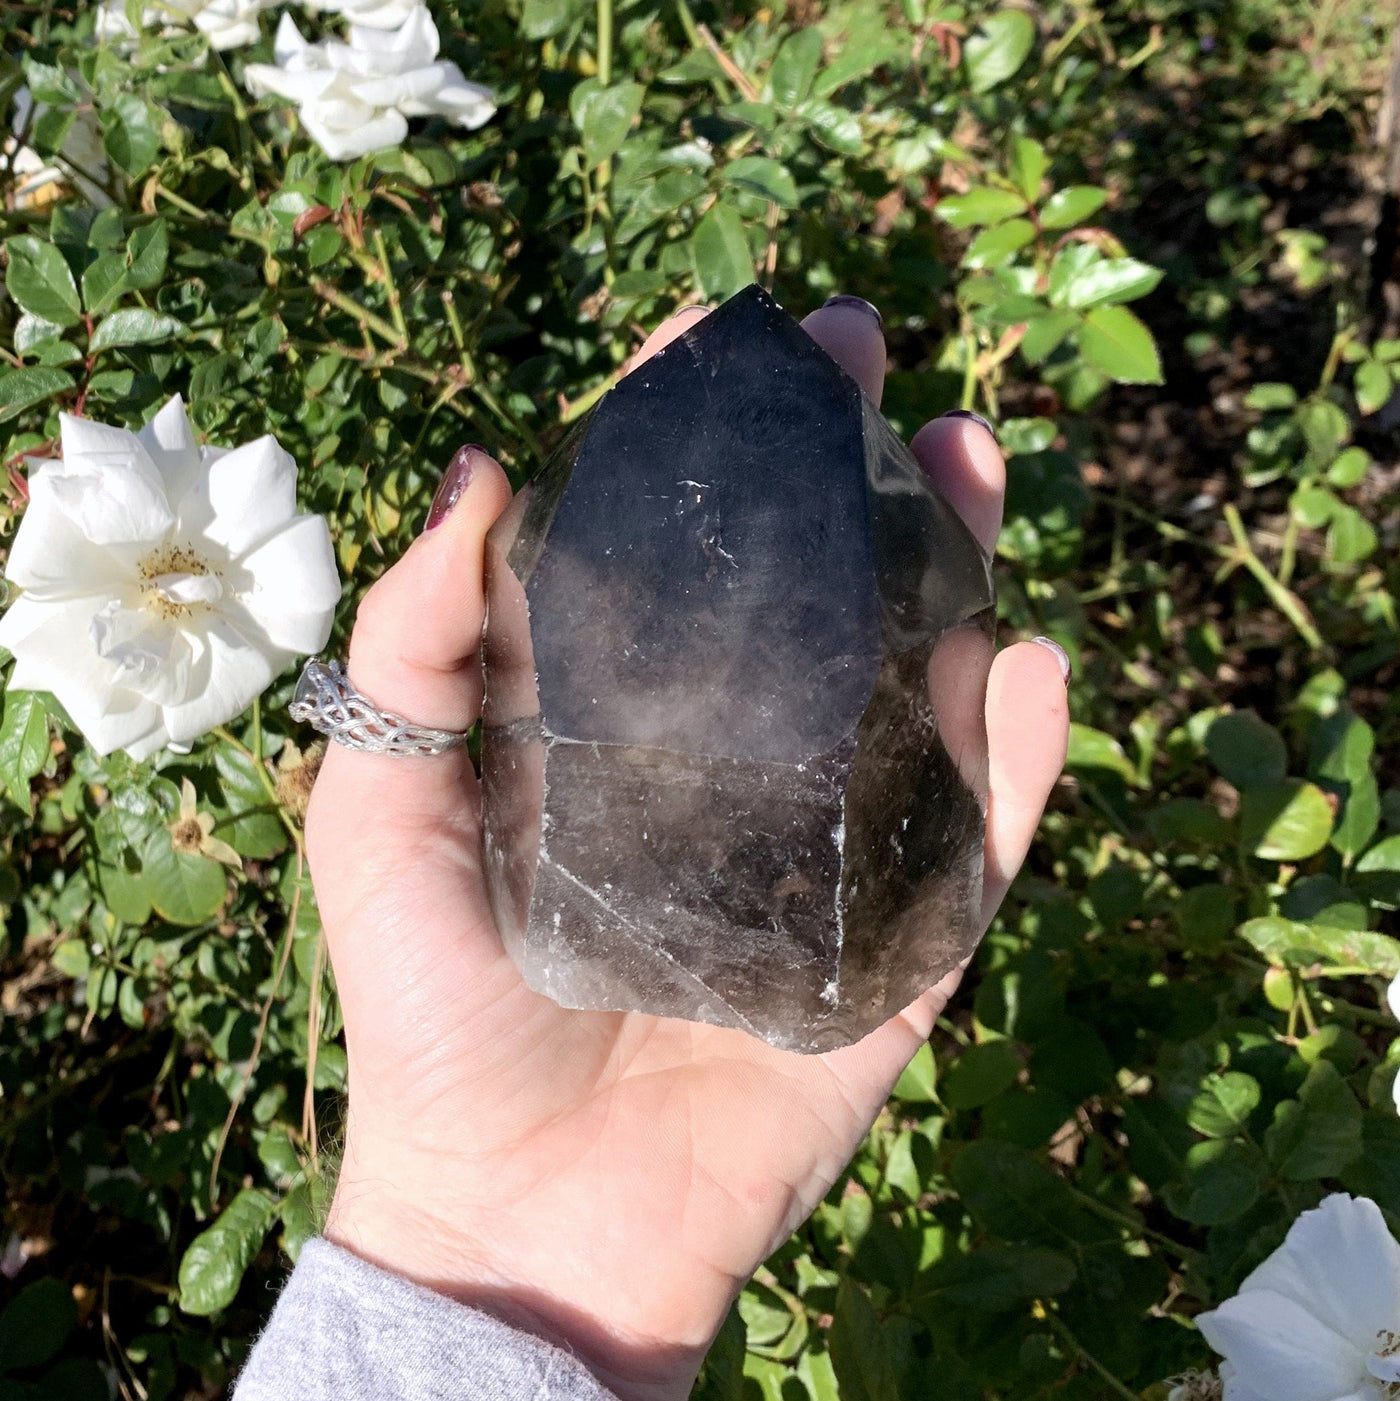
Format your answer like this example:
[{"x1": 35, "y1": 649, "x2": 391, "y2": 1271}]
[
  {"x1": 1298, "y1": 400, "x2": 1349, "y2": 460},
  {"x1": 1038, "y1": 185, "x2": 1107, "y2": 229},
  {"x1": 140, "y1": 828, "x2": 228, "y2": 927},
  {"x1": 1078, "y1": 304, "x2": 1163, "y2": 384},
  {"x1": 0, "y1": 365, "x2": 73, "y2": 423},
  {"x1": 102, "y1": 93, "x2": 161, "y2": 176},
  {"x1": 829, "y1": 1278, "x2": 900, "y2": 1401},
  {"x1": 80, "y1": 251, "x2": 128, "y2": 316},
  {"x1": 1205, "y1": 710, "x2": 1287, "y2": 789},
  {"x1": 811, "y1": 35, "x2": 902, "y2": 97},
  {"x1": 796, "y1": 99, "x2": 865, "y2": 155},
  {"x1": 690, "y1": 201, "x2": 753, "y2": 300},
  {"x1": 1007, "y1": 136, "x2": 1047, "y2": 203},
  {"x1": 1020, "y1": 309, "x2": 1080, "y2": 364},
  {"x1": 937, "y1": 186, "x2": 1027, "y2": 229},
  {"x1": 279, "y1": 1174, "x2": 329, "y2": 1262},
  {"x1": 1327, "y1": 504, "x2": 1378, "y2": 565},
  {"x1": 177, "y1": 1189, "x2": 277, "y2": 1316},
  {"x1": 1239, "y1": 916, "x2": 1400, "y2": 976},
  {"x1": 963, "y1": 10, "x2": 1036, "y2": 92},
  {"x1": 1164, "y1": 1139, "x2": 1266, "y2": 1224},
  {"x1": 1326, "y1": 446, "x2": 1369, "y2": 487},
  {"x1": 520, "y1": 0, "x2": 578, "y2": 38},
  {"x1": 0, "y1": 691, "x2": 50, "y2": 816},
  {"x1": 962, "y1": 218, "x2": 1036, "y2": 269},
  {"x1": 570, "y1": 80, "x2": 646, "y2": 168},
  {"x1": 1147, "y1": 798, "x2": 1232, "y2": 846},
  {"x1": 951, "y1": 1140, "x2": 1109, "y2": 1245},
  {"x1": 125, "y1": 219, "x2": 169, "y2": 289},
  {"x1": 1065, "y1": 722, "x2": 1138, "y2": 785},
  {"x1": 88, "y1": 309, "x2": 184, "y2": 353},
  {"x1": 1239, "y1": 780, "x2": 1334, "y2": 861},
  {"x1": 919, "y1": 1244, "x2": 1076, "y2": 1309},
  {"x1": 1060, "y1": 257, "x2": 1163, "y2": 309},
  {"x1": 1264, "y1": 1059, "x2": 1363, "y2": 1180},
  {"x1": 213, "y1": 746, "x2": 289, "y2": 860},
  {"x1": 767, "y1": 28, "x2": 823, "y2": 108},
  {"x1": 1355, "y1": 358, "x2": 1392, "y2": 415},
  {"x1": 0, "y1": 1277, "x2": 76, "y2": 1372},
  {"x1": 892, "y1": 1041, "x2": 937, "y2": 1102},
  {"x1": 1244, "y1": 381, "x2": 1298, "y2": 410},
  {"x1": 721, "y1": 155, "x2": 799, "y2": 207},
  {"x1": 941, "y1": 1039, "x2": 1020, "y2": 1110},
  {"x1": 1291, "y1": 484, "x2": 1338, "y2": 528},
  {"x1": 1186, "y1": 1072, "x2": 1260, "y2": 1138},
  {"x1": 4, "y1": 235, "x2": 81, "y2": 326},
  {"x1": 98, "y1": 861, "x2": 153, "y2": 926}
]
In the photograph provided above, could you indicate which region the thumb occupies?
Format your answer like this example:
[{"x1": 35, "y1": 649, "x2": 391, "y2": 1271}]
[{"x1": 305, "y1": 444, "x2": 513, "y2": 865}]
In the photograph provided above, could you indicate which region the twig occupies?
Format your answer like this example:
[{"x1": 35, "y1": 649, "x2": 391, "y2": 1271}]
[
  {"x1": 697, "y1": 23, "x2": 759, "y2": 100},
  {"x1": 208, "y1": 850, "x2": 304, "y2": 1211}
]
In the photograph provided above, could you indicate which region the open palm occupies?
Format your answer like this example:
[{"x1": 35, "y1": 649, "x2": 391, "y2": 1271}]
[{"x1": 305, "y1": 297, "x2": 1069, "y2": 1401}]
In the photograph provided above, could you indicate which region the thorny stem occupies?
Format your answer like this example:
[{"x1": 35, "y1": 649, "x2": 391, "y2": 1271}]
[{"x1": 372, "y1": 230, "x2": 409, "y2": 345}]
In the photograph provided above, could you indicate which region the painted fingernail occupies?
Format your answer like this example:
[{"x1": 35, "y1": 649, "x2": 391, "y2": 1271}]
[
  {"x1": 940, "y1": 408, "x2": 997, "y2": 440},
  {"x1": 425, "y1": 445, "x2": 483, "y2": 531},
  {"x1": 1031, "y1": 635, "x2": 1072, "y2": 684},
  {"x1": 822, "y1": 294, "x2": 882, "y2": 329}
]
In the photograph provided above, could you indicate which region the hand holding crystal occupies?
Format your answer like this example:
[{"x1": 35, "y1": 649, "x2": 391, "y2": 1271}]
[{"x1": 304, "y1": 299, "x2": 1070, "y2": 1401}]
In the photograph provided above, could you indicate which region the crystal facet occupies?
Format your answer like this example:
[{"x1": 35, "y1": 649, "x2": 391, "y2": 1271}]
[{"x1": 481, "y1": 285, "x2": 995, "y2": 1052}]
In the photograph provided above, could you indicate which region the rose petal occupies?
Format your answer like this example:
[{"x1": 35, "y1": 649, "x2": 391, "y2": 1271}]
[
  {"x1": 1196, "y1": 1290, "x2": 1367, "y2": 1401},
  {"x1": 90, "y1": 600, "x2": 194, "y2": 707},
  {"x1": 236, "y1": 513, "x2": 340, "y2": 653},
  {"x1": 1242, "y1": 1195, "x2": 1400, "y2": 1348},
  {"x1": 0, "y1": 595, "x2": 168, "y2": 756},
  {"x1": 185, "y1": 434, "x2": 298, "y2": 559},
  {"x1": 302, "y1": 106, "x2": 407, "y2": 159},
  {"x1": 137, "y1": 395, "x2": 204, "y2": 511},
  {"x1": 244, "y1": 62, "x2": 339, "y2": 102},
  {"x1": 160, "y1": 616, "x2": 280, "y2": 745},
  {"x1": 49, "y1": 414, "x2": 174, "y2": 547},
  {"x1": 6, "y1": 468, "x2": 140, "y2": 598},
  {"x1": 348, "y1": 6, "x2": 438, "y2": 64}
]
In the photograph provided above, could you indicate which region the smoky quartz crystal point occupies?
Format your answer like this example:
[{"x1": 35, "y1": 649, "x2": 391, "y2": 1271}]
[{"x1": 480, "y1": 284, "x2": 995, "y2": 1052}]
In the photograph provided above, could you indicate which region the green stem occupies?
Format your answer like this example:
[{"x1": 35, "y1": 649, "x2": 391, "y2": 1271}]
[
  {"x1": 1042, "y1": 1311, "x2": 1140, "y2": 1401},
  {"x1": 1222, "y1": 504, "x2": 1324, "y2": 650},
  {"x1": 597, "y1": 0, "x2": 613, "y2": 86},
  {"x1": 311, "y1": 278, "x2": 405, "y2": 350},
  {"x1": 372, "y1": 230, "x2": 409, "y2": 345},
  {"x1": 960, "y1": 326, "x2": 978, "y2": 411}
]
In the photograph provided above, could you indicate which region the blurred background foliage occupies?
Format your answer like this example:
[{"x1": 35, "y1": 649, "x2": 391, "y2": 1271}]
[{"x1": 1, "y1": 0, "x2": 1399, "y2": 1395}]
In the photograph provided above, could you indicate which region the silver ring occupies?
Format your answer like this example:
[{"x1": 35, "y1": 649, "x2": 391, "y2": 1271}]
[{"x1": 288, "y1": 659, "x2": 471, "y2": 757}]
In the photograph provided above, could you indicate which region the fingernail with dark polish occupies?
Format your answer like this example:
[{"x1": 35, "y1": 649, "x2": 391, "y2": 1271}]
[
  {"x1": 822, "y1": 294, "x2": 882, "y2": 329},
  {"x1": 426, "y1": 445, "x2": 482, "y2": 531},
  {"x1": 940, "y1": 408, "x2": 997, "y2": 440},
  {"x1": 1031, "y1": 636, "x2": 1072, "y2": 684}
]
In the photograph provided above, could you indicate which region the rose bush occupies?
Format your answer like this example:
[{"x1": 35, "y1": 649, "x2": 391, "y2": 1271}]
[{"x1": 1, "y1": 0, "x2": 1399, "y2": 1397}]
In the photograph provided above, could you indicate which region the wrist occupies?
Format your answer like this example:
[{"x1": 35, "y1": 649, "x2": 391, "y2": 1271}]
[{"x1": 324, "y1": 1166, "x2": 717, "y2": 1401}]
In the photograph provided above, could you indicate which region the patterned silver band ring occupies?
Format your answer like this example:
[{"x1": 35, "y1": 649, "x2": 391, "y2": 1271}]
[{"x1": 288, "y1": 658, "x2": 471, "y2": 757}]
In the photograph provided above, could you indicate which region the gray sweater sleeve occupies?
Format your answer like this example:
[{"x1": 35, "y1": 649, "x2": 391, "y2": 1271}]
[{"x1": 233, "y1": 1238, "x2": 621, "y2": 1401}]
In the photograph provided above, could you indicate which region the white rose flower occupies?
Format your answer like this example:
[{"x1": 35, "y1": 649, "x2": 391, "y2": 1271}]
[
  {"x1": 243, "y1": 8, "x2": 496, "y2": 162},
  {"x1": 95, "y1": 0, "x2": 275, "y2": 49},
  {"x1": 300, "y1": 0, "x2": 421, "y2": 31},
  {"x1": 1195, "y1": 1193, "x2": 1400, "y2": 1401},
  {"x1": 0, "y1": 397, "x2": 340, "y2": 761}
]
